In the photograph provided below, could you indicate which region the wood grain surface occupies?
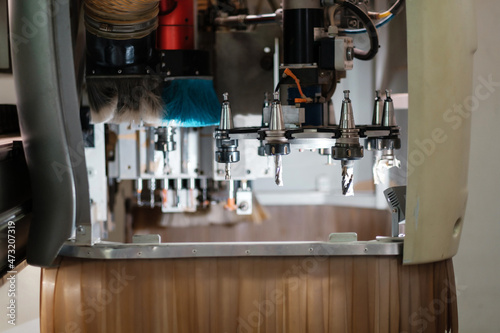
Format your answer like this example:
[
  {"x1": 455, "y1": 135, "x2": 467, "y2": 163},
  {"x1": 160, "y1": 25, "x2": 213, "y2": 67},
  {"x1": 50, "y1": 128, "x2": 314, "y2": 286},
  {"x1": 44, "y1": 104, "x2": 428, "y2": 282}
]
[
  {"x1": 41, "y1": 256, "x2": 458, "y2": 333},
  {"x1": 128, "y1": 205, "x2": 392, "y2": 243}
]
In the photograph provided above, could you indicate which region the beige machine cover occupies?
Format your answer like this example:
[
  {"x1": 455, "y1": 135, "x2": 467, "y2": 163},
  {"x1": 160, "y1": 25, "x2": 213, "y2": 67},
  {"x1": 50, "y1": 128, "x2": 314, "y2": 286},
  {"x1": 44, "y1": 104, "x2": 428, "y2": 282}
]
[
  {"x1": 41, "y1": 256, "x2": 457, "y2": 333},
  {"x1": 404, "y1": 0, "x2": 477, "y2": 263}
]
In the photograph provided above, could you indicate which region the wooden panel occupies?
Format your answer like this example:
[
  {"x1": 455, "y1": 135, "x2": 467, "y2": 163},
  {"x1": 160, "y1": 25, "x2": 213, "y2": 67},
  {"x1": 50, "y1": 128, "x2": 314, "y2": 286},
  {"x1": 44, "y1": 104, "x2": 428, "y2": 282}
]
[
  {"x1": 41, "y1": 256, "x2": 458, "y2": 333},
  {"x1": 129, "y1": 205, "x2": 391, "y2": 243}
]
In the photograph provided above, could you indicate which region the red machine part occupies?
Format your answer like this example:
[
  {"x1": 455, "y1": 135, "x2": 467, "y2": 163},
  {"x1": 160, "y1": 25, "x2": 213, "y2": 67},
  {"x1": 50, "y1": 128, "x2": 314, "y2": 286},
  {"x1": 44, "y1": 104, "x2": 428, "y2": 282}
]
[{"x1": 157, "y1": 0, "x2": 195, "y2": 50}]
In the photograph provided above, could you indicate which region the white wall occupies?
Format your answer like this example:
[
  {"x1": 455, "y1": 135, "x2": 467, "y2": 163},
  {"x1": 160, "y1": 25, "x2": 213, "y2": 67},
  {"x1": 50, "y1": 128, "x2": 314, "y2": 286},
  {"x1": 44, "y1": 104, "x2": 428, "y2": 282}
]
[
  {"x1": 0, "y1": 265, "x2": 40, "y2": 332},
  {"x1": 453, "y1": 0, "x2": 500, "y2": 331}
]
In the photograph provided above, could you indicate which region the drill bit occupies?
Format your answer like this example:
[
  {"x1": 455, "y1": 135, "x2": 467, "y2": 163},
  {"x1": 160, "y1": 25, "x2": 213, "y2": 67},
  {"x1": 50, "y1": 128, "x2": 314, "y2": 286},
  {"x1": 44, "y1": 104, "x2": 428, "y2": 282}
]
[
  {"x1": 341, "y1": 160, "x2": 354, "y2": 196},
  {"x1": 161, "y1": 179, "x2": 169, "y2": 210},
  {"x1": 163, "y1": 151, "x2": 171, "y2": 175},
  {"x1": 149, "y1": 178, "x2": 156, "y2": 208},
  {"x1": 274, "y1": 154, "x2": 283, "y2": 186},
  {"x1": 225, "y1": 163, "x2": 231, "y2": 180},
  {"x1": 136, "y1": 179, "x2": 143, "y2": 206}
]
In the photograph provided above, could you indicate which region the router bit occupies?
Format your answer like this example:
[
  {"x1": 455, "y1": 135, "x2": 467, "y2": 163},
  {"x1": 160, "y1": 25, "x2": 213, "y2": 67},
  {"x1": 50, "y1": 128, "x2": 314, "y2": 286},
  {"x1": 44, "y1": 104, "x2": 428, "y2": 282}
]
[
  {"x1": 274, "y1": 155, "x2": 283, "y2": 186},
  {"x1": 333, "y1": 90, "x2": 363, "y2": 196},
  {"x1": 161, "y1": 178, "x2": 169, "y2": 210},
  {"x1": 136, "y1": 178, "x2": 143, "y2": 206},
  {"x1": 371, "y1": 90, "x2": 384, "y2": 126},
  {"x1": 149, "y1": 178, "x2": 156, "y2": 208},
  {"x1": 341, "y1": 160, "x2": 355, "y2": 196},
  {"x1": 264, "y1": 92, "x2": 290, "y2": 186},
  {"x1": 215, "y1": 92, "x2": 240, "y2": 180}
]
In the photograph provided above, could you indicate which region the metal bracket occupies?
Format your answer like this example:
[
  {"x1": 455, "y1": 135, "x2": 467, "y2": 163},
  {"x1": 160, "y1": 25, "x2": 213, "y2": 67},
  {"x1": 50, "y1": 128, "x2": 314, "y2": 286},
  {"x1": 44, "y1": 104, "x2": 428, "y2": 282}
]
[
  {"x1": 236, "y1": 188, "x2": 253, "y2": 215},
  {"x1": 132, "y1": 234, "x2": 162, "y2": 244},
  {"x1": 75, "y1": 224, "x2": 101, "y2": 245}
]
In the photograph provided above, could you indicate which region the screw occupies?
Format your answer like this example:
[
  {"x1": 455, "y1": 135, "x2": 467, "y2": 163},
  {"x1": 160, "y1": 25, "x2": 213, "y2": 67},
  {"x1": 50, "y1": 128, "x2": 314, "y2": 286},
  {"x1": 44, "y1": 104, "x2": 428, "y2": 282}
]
[
  {"x1": 346, "y1": 47, "x2": 353, "y2": 61},
  {"x1": 192, "y1": 249, "x2": 197, "y2": 254},
  {"x1": 245, "y1": 250, "x2": 251, "y2": 255},
  {"x1": 308, "y1": 248, "x2": 314, "y2": 252},
  {"x1": 239, "y1": 202, "x2": 249, "y2": 211}
]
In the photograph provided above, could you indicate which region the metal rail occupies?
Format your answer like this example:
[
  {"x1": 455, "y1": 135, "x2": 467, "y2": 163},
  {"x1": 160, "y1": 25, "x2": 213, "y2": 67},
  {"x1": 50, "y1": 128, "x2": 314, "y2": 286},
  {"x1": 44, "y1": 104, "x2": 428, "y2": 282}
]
[{"x1": 60, "y1": 240, "x2": 403, "y2": 259}]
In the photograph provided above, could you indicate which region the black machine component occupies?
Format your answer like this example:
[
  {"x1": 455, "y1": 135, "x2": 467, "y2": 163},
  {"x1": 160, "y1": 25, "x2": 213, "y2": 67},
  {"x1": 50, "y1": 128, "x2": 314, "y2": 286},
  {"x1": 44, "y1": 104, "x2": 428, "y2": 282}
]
[
  {"x1": 0, "y1": 105, "x2": 19, "y2": 135},
  {"x1": 85, "y1": 31, "x2": 160, "y2": 75},
  {"x1": 86, "y1": 35, "x2": 212, "y2": 78},
  {"x1": 282, "y1": 8, "x2": 324, "y2": 65},
  {"x1": 161, "y1": 50, "x2": 212, "y2": 77},
  {"x1": 0, "y1": 137, "x2": 32, "y2": 276}
]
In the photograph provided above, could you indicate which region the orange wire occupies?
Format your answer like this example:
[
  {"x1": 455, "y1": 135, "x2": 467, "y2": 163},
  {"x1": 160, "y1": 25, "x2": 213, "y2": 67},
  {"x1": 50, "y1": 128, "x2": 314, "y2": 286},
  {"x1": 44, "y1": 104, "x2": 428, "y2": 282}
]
[
  {"x1": 284, "y1": 68, "x2": 312, "y2": 103},
  {"x1": 284, "y1": 68, "x2": 306, "y2": 99}
]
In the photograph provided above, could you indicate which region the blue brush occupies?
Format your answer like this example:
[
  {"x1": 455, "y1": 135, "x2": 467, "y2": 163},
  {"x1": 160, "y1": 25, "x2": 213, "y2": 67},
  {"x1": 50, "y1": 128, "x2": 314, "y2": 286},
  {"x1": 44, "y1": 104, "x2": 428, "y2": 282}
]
[{"x1": 162, "y1": 78, "x2": 221, "y2": 127}]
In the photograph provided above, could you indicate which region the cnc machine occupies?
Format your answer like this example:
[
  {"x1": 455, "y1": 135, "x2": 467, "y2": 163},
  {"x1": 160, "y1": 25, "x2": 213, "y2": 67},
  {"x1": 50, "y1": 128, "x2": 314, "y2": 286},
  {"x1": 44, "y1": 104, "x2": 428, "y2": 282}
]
[{"x1": 1, "y1": 0, "x2": 476, "y2": 331}]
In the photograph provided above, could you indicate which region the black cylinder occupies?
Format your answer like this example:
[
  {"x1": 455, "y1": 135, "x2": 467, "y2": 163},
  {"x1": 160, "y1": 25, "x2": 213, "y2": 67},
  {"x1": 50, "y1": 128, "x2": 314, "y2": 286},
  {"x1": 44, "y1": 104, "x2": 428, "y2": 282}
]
[
  {"x1": 86, "y1": 31, "x2": 156, "y2": 69},
  {"x1": 283, "y1": 8, "x2": 323, "y2": 65}
]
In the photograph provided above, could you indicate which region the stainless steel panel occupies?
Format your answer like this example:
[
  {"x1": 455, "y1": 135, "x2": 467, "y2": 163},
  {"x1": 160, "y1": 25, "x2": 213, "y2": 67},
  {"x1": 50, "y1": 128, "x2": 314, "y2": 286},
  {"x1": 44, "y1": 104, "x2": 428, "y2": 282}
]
[{"x1": 60, "y1": 240, "x2": 402, "y2": 259}]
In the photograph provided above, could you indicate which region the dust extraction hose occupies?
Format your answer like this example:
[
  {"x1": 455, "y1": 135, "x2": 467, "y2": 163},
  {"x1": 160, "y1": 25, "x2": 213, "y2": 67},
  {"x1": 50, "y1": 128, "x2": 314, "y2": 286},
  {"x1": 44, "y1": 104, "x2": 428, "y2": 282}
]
[{"x1": 84, "y1": 0, "x2": 160, "y2": 39}]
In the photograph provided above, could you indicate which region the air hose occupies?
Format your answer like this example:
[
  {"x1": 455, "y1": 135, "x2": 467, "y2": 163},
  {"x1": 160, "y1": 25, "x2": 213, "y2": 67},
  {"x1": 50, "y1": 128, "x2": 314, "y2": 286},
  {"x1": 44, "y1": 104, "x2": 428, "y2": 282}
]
[{"x1": 341, "y1": 1, "x2": 379, "y2": 61}]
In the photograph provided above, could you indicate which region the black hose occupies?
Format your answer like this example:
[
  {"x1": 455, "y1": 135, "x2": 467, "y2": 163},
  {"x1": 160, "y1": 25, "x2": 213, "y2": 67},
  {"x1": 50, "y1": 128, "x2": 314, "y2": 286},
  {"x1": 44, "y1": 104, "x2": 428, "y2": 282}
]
[
  {"x1": 388, "y1": 0, "x2": 405, "y2": 16},
  {"x1": 341, "y1": 1, "x2": 379, "y2": 61},
  {"x1": 274, "y1": 76, "x2": 286, "y2": 93}
]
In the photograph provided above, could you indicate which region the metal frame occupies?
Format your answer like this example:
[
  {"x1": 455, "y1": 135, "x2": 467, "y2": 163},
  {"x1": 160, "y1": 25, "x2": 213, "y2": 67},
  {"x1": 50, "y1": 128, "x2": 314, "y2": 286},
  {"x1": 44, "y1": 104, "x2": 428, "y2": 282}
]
[{"x1": 60, "y1": 240, "x2": 403, "y2": 259}]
